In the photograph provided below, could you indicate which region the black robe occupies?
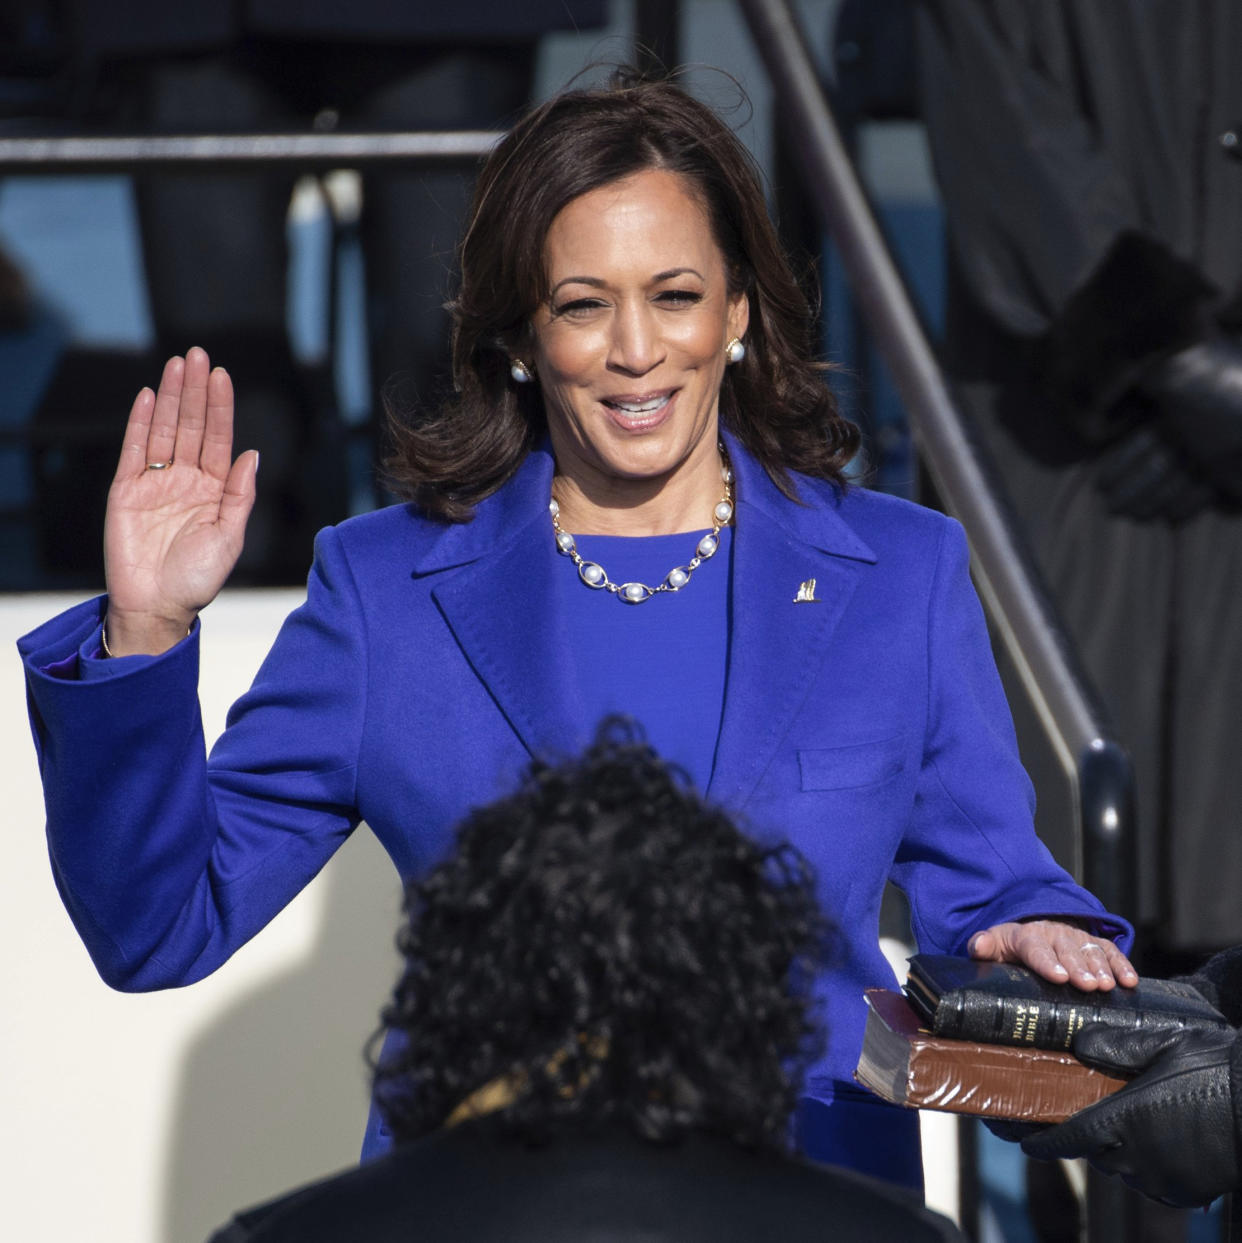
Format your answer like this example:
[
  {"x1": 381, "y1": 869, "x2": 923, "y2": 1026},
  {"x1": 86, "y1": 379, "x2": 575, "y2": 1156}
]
[
  {"x1": 205, "y1": 1119, "x2": 966, "y2": 1243},
  {"x1": 912, "y1": 0, "x2": 1242, "y2": 950}
]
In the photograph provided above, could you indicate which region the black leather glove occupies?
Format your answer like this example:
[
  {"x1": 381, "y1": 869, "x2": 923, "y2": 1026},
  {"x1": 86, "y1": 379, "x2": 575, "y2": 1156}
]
[
  {"x1": 1093, "y1": 425, "x2": 1214, "y2": 522},
  {"x1": 1140, "y1": 336, "x2": 1242, "y2": 503},
  {"x1": 981, "y1": 1117, "x2": 1043, "y2": 1144},
  {"x1": 1021, "y1": 1023, "x2": 1239, "y2": 1208}
]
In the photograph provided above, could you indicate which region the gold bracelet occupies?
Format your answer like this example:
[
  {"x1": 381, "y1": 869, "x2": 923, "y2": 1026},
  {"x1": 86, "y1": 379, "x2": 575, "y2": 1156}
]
[{"x1": 100, "y1": 621, "x2": 193, "y2": 658}]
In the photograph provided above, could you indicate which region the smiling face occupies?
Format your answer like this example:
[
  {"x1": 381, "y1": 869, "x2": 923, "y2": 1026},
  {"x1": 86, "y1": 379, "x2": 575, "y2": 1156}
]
[{"x1": 529, "y1": 168, "x2": 749, "y2": 532}]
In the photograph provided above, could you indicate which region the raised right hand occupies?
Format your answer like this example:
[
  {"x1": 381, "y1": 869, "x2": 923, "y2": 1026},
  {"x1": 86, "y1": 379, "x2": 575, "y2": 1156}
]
[{"x1": 103, "y1": 347, "x2": 258, "y2": 655}]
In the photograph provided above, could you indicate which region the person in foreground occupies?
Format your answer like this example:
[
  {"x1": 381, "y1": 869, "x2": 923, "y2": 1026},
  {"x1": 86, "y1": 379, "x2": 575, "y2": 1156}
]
[
  {"x1": 207, "y1": 729, "x2": 966, "y2": 1242},
  {"x1": 18, "y1": 70, "x2": 1135, "y2": 1186},
  {"x1": 1021, "y1": 946, "x2": 1242, "y2": 1209}
]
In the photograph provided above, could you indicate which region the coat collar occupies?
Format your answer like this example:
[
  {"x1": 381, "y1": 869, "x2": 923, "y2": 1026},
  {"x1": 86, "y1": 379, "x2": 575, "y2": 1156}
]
[
  {"x1": 409, "y1": 431, "x2": 876, "y2": 573},
  {"x1": 424, "y1": 433, "x2": 875, "y2": 807},
  {"x1": 409, "y1": 443, "x2": 557, "y2": 576},
  {"x1": 722, "y1": 428, "x2": 876, "y2": 565}
]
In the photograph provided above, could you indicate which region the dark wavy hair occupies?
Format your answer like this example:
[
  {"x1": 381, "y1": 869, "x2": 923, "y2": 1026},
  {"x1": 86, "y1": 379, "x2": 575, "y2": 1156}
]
[
  {"x1": 371, "y1": 723, "x2": 831, "y2": 1149},
  {"x1": 384, "y1": 70, "x2": 859, "y2": 521}
]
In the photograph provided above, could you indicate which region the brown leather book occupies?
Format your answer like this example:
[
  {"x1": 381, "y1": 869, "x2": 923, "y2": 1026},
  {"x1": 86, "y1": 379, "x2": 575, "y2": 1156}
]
[{"x1": 854, "y1": 990, "x2": 1128, "y2": 1123}]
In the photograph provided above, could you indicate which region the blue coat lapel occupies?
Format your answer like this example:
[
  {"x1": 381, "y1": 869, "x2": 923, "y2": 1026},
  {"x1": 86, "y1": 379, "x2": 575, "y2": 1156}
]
[
  {"x1": 419, "y1": 437, "x2": 877, "y2": 793},
  {"x1": 423, "y1": 447, "x2": 589, "y2": 761},
  {"x1": 708, "y1": 437, "x2": 876, "y2": 810}
]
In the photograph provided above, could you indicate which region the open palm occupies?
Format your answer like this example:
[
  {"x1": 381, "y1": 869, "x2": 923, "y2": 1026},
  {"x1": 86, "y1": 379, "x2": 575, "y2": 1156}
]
[{"x1": 104, "y1": 347, "x2": 258, "y2": 655}]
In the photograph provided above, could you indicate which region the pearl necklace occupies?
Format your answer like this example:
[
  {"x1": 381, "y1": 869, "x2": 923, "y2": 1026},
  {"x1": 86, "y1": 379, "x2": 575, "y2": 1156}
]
[{"x1": 549, "y1": 450, "x2": 734, "y2": 604}]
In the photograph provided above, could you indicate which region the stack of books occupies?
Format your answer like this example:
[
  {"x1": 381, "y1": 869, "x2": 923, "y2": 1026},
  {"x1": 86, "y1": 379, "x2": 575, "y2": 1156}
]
[{"x1": 854, "y1": 954, "x2": 1230, "y2": 1123}]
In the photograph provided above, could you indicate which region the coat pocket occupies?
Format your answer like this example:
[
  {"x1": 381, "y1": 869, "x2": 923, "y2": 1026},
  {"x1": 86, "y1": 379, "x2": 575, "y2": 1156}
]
[{"x1": 797, "y1": 738, "x2": 906, "y2": 790}]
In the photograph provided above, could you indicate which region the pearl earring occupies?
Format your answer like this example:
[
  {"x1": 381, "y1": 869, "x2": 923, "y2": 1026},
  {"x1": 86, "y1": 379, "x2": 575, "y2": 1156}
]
[
  {"x1": 725, "y1": 337, "x2": 745, "y2": 364},
  {"x1": 510, "y1": 359, "x2": 534, "y2": 384}
]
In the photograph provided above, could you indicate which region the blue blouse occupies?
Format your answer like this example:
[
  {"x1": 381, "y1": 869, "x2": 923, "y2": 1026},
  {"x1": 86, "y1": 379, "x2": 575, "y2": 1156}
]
[{"x1": 556, "y1": 527, "x2": 732, "y2": 793}]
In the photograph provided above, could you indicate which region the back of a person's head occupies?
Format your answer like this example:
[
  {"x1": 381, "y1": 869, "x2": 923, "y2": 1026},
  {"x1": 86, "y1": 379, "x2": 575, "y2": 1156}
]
[{"x1": 372, "y1": 722, "x2": 830, "y2": 1149}]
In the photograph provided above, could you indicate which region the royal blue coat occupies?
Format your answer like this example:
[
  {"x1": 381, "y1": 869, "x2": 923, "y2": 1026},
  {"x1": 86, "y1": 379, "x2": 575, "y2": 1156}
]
[{"x1": 19, "y1": 434, "x2": 1131, "y2": 1182}]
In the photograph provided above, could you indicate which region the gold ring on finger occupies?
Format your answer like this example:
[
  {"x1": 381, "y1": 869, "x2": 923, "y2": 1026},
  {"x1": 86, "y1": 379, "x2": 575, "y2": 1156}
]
[{"x1": 145, "y1": 459, "x2": 174, "y2": 471}]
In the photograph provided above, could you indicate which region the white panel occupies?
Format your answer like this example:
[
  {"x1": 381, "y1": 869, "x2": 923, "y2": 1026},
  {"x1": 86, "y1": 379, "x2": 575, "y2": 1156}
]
[{"x1": 2, "y1": 591, "x2": 402, "y2": 1243}]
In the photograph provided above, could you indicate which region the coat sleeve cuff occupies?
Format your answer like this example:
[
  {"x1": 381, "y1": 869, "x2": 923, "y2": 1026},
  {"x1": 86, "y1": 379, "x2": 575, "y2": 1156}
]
[{"x1": 1038, "y1": 231, "x2": 1220, "y2": 440}]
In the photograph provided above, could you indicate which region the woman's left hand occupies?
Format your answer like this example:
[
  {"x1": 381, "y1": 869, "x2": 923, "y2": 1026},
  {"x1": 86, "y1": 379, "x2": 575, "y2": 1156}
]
[{"x1": 968, "y1": 920, "x2": 1139, "y2": 991}]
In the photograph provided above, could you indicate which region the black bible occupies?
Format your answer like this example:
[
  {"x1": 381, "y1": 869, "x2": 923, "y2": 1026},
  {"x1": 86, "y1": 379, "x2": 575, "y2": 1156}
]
[{"x1": 904, "y1": 954, "x2": 1230, "y2": 1052}]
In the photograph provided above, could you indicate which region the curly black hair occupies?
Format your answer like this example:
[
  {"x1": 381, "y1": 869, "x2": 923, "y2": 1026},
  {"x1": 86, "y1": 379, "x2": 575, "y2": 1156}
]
[{"x1": 371, "y1": 722, "x2": 832, "y2": 1150}]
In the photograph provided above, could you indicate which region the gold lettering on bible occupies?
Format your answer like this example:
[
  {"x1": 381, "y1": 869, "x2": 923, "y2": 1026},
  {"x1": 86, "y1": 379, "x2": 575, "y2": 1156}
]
[{"x1": 1010, "y1": 1001, "x2": 1040, "y2": 1043}]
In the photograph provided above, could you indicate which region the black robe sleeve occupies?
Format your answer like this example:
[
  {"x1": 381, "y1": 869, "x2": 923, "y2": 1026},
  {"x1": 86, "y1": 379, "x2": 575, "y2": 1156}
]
[{"x1": 912, "y1": 0, "x2": 1222, "y2": 433}]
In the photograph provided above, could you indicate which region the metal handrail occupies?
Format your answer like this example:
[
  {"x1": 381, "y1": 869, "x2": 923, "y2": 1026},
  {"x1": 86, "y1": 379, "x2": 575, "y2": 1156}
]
[
  {"x1": 737, "y1": 0, "x2": 1135, "y2": 918},
  {"x1": 0, "y1": 130, "x2": 502, "y2": 173}
]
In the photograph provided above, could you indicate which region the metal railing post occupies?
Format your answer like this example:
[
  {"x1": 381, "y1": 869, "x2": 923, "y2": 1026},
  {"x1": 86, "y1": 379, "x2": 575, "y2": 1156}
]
[{"x1": 0, "y1": 131, "x2": 503, "y2": 173}]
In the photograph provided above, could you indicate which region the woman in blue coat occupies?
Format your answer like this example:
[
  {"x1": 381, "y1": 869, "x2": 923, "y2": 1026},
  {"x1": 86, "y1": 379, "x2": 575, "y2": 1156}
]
[{"x1": 19, "y1": 75, "x2": 1135, "y2": 1189}]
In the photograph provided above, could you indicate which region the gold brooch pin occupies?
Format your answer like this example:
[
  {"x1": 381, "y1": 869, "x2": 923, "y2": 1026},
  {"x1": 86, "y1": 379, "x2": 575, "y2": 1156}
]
[{"x1": 793, "y1": 579, "x2": 820, "y2": 603}]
